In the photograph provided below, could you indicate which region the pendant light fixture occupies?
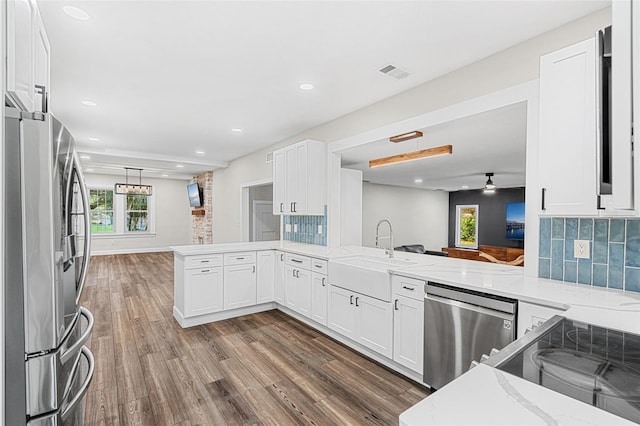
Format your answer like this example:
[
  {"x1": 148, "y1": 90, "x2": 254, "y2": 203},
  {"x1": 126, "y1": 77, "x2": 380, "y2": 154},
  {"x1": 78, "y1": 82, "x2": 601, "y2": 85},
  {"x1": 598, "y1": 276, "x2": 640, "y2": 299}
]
[
  {"x1": 115, "y1": 167, "x2": 153, "y2": 195},
  {"x1": 484, "y1": 172, "x2": 496, "y2": 193}
]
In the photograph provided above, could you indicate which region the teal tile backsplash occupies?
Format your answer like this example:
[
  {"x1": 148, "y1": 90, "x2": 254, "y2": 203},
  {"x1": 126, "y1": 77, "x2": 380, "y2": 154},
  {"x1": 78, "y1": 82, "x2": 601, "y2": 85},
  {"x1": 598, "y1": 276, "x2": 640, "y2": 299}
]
[
  {"x1": 539, "y1": 217, "x2": 640, "y2": 292},
  {"x1": 282, "y1": 206, "x2": 327, "y2": 246}
]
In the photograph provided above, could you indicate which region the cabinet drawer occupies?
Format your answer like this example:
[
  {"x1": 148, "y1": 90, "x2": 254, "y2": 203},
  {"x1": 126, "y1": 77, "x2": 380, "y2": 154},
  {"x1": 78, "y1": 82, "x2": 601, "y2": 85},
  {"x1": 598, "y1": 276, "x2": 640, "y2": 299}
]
[
  {"x1": 286, "y1": 253, "x2": 311, "y2": 270},
  {"x1": 311, "y1": 258, "x2": 328, "y2": 274},
  {"x1": 392, "y1": 275, "x2": 425, "y2": 301},
  {"x1": 185, "y1": 255, "x2": 223, "y2": 269},
  {"x1": 224, "y1": 251, "x2": 256, "y2": 265}
]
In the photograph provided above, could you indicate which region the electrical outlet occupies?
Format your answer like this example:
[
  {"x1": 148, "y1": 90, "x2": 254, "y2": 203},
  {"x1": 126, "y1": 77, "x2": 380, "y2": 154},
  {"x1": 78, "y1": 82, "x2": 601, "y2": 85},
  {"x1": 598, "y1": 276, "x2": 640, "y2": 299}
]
[
  {"x1": 285, "y1": 224, "x2": 292, "y2": 232},
  {"x1": 318, "y1": 225, "x2": 323, "y2": 235},
  {"x1": 574, "y1": 240, "x2": 590, "y2": 259},
  {"x1": 293, "y1": 224, "x2": 298, "y2": 232}
]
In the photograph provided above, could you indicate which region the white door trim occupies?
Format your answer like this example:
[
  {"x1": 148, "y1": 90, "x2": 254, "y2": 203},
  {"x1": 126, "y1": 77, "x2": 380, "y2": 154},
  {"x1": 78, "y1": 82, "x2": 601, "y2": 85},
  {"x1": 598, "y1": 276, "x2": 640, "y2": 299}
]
[
  {"x1": 240, "y1": 178, "x2": 276, "y2": 242},
  {"x1": 252, "y1": 200, "x2": 275, "y2": 241}
]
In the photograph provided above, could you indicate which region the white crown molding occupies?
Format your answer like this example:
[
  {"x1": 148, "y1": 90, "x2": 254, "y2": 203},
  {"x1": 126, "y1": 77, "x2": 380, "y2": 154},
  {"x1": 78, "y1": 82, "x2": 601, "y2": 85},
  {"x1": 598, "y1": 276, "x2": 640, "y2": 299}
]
[{"x1": 76, "y1": 147, "x2": 229, "y2": 169}]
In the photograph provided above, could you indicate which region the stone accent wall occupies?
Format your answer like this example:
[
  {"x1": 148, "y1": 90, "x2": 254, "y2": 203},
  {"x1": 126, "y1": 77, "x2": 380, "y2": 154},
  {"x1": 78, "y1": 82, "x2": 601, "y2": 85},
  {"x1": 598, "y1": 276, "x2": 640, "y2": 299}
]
[{"x1": 191, "y1": 171, "x2": 213, "y2": 244}]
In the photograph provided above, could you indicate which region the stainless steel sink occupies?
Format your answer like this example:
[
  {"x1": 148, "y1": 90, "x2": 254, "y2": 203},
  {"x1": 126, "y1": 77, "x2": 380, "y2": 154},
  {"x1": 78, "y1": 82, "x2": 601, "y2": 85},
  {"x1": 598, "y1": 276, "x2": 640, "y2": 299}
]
[{"x1": 328, "y1": 255, "x2": 417, "y2": 302}]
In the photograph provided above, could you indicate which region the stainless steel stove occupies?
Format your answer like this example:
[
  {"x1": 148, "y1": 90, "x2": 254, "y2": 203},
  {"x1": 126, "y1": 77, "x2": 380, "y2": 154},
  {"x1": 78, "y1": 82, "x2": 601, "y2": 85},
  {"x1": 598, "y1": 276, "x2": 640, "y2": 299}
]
[{"x1": 485, "y1": 316, "x2": 640, "y2": 423}]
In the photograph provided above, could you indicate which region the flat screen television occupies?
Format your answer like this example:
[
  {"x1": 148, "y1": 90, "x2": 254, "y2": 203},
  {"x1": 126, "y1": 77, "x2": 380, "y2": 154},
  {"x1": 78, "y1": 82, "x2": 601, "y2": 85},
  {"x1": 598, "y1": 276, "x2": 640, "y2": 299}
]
[
  {"x1": 187, "y1": 183, "x2": 203, "y2": 208},
  {"x1": 506, "y1": 202, "x2": 525, "y2": 240}
]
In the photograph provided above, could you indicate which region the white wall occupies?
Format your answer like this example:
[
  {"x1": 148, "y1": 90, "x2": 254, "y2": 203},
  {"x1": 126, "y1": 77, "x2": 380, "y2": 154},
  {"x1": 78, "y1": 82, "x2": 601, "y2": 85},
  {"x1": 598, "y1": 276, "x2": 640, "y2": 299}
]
[
  {"x1": 211, "y1": 9, "x2": 610, "y2": 244},
  {"x1": 361, "y1": 183, "x2": 449, "y2": 251},
  {"x1": 86, "y1": 174, "x2": 191, "y2": 253}
]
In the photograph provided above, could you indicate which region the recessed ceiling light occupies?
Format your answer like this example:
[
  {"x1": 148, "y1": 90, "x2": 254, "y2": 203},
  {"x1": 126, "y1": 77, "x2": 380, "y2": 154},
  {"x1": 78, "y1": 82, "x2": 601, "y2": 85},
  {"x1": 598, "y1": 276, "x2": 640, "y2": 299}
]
[
  {"x1": 85, "y1": 168, "x2": 94, "y2": 172},
  {"x1": 195, "y1": 150, "x2": 205, "y2": 156},
  {"x1": 81, "y1": 100, "x2": 97, "y2": 107},
  {"x1": 88, "y1": 137, "x2": 100, "y2": 142},
  {"x1": 63, "y1": 5, "x2": 89, "y2": 20},
  {"x1": 461, "y1": 185, "x2": 469, "y2": 189},
  {"x1": 231, "y1": 128, "x2": 242, "y2": 133},
  {"x1": 162, "y1": 174, "x2": 169, "y2": 177},
  {"x1": 414, "y1": 178, "x2": 423, "y2": 184},
  {"x1": 176, "y1": 164, "x2": 184, "y2": 168},
  {"x1": 80, "y1": 155, "x2": 91, "y2": 160},
  {"x1": 299, "y1": 83, "x2": 314, "y2": 91}
]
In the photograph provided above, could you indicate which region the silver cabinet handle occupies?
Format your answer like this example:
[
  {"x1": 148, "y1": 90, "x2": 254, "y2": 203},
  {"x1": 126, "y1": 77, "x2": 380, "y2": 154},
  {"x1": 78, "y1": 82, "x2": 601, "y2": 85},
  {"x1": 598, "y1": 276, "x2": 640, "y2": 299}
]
[
  {"x1": 350, "y1": 295, "x2": 354, "y2": 305},
  {"x1": 201, "y1": 269, "x2": 210, "y2": 273},
  {"x1": 355, "y1": 297, "x2": 359, "y2": 307},
  {"x1": 280, "y1": 253, "x2": 284, "y2": 261},
  {"x1": 541, "y1": 188, "x2": 546, "y2": 211},
  {"x1": 291, "y1": 202, "x2": 295, "y2": 212},
  {"x1": 321, "y1": 277, "x2": 326, "y2": 286},
  {"x1": 236, "y1": 257, "x2": 245, "y2": 260},
  {"x1": 280, "y1": 202, "x2": 284, "y2": 212},
  {"x1": 394, "y1": 299, "x2": 399, "y2": 310},
  {"x1": 293, "y1": 202, "x2": 297, "y2": 212},
  {"x1": 295, "y1": 270, "x2": 300, "y2": 278},
  {"x1": 291, "y1": 258, "x2": 303, "y2": 263},
  {"x1": 200, "y1": 260, "x2": 210, "y2": 263},
  {"x1": 252, "y1": 265, "x2": 255, "y2": 273},
  {"x1": 402, "y1": 285, "x2": 415, "y2": 291}
]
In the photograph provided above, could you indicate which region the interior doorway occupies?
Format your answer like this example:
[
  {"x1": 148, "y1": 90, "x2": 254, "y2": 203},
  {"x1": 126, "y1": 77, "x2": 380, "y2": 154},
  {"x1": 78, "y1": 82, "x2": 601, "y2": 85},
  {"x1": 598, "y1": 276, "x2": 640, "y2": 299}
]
[{"x1": 241, "y1": 180, "x2": 281, "y2": 242}]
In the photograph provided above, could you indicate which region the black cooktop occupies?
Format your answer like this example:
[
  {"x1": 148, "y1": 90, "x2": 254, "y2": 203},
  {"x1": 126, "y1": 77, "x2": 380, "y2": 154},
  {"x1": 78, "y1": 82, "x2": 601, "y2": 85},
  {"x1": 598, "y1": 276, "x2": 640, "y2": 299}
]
[{"x1": 495, "y1": 317, "x2": 640, "y2": 423}]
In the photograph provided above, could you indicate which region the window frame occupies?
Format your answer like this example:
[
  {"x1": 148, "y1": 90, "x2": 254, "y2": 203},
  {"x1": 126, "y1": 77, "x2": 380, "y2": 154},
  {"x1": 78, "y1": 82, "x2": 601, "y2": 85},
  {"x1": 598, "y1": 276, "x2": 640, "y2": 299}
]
[
  {"x1": 87, "y1": 185, "x2": 156, "y2": 238},
  {"x1": 88, "y1": 187, "x2": 116, "y2": 235}
]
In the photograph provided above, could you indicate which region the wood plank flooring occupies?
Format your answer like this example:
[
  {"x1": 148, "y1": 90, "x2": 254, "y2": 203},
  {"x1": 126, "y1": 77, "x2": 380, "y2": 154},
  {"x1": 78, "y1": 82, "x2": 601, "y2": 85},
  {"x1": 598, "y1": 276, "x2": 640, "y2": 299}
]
[{"x1": 80, "y1": 252, "x2": 430, "y2": 425}]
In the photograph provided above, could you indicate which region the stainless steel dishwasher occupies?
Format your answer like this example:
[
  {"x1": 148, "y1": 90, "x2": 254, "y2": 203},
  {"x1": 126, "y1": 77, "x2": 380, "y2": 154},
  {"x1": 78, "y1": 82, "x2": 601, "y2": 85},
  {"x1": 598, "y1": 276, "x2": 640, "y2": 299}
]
[{"x1": 423, "y1": 281, "x2": 517, "y2": 389}]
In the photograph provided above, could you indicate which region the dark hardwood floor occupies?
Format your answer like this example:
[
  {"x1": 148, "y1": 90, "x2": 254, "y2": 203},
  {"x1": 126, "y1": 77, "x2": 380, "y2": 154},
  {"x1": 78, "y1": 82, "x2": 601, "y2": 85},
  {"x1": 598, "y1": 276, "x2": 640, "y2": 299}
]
[{"x1": 80, "y1": 252, "x2": 430, "y2": 425}]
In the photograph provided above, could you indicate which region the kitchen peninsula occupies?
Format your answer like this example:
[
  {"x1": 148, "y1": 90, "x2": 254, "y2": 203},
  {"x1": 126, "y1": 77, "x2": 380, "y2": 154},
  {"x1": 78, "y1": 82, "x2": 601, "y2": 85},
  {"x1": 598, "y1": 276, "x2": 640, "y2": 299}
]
[{"x1": 172, "y1": 240, "x2": 640, "y2": 425}]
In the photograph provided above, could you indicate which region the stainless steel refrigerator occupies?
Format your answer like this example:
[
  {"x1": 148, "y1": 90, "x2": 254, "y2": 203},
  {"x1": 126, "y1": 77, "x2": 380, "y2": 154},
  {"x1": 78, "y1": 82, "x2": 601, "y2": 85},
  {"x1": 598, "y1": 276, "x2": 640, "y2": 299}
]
[{"x1": 4, "y1": 107, "x2": 94, "y2": 425}]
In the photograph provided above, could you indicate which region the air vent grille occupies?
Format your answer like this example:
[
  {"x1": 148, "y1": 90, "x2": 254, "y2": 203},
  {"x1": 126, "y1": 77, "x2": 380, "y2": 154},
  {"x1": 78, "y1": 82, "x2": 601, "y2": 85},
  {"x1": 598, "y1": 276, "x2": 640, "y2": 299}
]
[
  {"x1": 266, "y1": 152, "x2": 273, "y2": 163},
  {"x1": 378, "y1": 64, "x2": 409, "y2": 80}
]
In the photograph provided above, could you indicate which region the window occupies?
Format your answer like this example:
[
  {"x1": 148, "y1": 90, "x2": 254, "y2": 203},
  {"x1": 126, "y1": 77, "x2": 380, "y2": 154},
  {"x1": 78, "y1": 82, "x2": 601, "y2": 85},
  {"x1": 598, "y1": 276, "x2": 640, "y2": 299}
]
[
  {"x1": 455, "y1": 205, "x2": 478, "y2": 249},
  {"x1": 126, "y1": 194, "x2": 149, "y2": 232},
  {"x1": 89, "y1": 189, "x2": 114, "y2": 233}
]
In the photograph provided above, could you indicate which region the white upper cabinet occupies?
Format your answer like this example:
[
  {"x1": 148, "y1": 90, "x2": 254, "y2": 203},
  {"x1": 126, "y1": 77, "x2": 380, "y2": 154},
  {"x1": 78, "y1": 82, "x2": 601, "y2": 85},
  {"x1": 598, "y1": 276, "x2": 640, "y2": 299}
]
[
  {"x1": 272, "y1": 140, "x2": 326, "y2": 216},
  {"x1": 6, "y1": 0, "x2": 50, "y2": 113},
  {"x1": 538, "y1": 38, "x2": 598, "y2": 216}
]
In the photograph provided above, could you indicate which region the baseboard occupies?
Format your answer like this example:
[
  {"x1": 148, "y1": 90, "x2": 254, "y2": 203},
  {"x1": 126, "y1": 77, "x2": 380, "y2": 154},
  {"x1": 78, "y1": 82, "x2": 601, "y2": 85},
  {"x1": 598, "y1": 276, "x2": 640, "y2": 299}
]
[
  {"x1": 174, "y1": 303, "x2": 277, "y2": 328},
  {"x1": 91, "y1": 247, "x2": 172, "y2": 256}
]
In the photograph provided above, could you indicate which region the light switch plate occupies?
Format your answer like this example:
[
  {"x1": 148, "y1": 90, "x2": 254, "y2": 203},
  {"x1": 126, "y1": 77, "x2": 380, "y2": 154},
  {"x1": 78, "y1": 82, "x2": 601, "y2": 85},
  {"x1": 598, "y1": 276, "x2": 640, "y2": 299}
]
[
  {"x1": 574, "y1": 240, "x2": 590, "y2": 259},
  {"x1": 293, "y1": 224, "x2": 298, "y2": 232},
  {"x1": 318, "y1": 225, "x2": 323, "y2": 235},
  {"x1": 285, "y1": 224, "x2": 291, "y2": 232}
]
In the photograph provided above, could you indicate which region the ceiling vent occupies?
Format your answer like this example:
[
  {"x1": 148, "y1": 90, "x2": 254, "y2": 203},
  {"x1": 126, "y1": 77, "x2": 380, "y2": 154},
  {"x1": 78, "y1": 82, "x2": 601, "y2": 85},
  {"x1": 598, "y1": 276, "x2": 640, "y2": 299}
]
[
  {"x1": 266, "y1": 152, "x2": 273, "y2": 163},
  {"x1": 378, "y1": 64, "x2": 409, "y2": 80}
]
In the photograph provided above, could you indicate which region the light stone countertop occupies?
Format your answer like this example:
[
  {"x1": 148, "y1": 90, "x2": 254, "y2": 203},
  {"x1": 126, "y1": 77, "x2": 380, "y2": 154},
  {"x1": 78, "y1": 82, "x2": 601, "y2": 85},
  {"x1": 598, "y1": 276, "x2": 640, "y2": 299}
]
[{"x1": 170, "y1": 242, "x2": 640, "y2": 425}]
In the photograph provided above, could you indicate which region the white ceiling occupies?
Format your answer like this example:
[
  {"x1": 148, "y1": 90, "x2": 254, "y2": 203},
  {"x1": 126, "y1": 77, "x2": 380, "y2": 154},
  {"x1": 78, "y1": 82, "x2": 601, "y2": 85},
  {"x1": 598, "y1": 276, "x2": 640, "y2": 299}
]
[
  {"x1": 340, "y1": 102, "x2": 527, "y2": 192},
  {"x1": 37, "y1": 0, "x2": 609, "y2": 178}
]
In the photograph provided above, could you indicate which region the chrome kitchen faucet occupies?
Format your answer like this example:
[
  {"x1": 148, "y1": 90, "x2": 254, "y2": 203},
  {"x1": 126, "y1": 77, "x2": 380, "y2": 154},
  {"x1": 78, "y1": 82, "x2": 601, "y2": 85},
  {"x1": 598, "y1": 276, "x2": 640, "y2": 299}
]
[{"x1": 375, "y1": 219, "x2": 394, "y2": 258}]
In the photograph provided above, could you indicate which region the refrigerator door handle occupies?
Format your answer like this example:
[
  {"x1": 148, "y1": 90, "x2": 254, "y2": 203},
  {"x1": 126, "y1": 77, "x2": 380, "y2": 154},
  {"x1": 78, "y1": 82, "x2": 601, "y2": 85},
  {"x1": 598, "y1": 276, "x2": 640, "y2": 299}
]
[
  {"x1": 62, "y1": 234, "x2": 76, "y2": 271},
  {"x1": 61, "y1": 346, "x2": 94, "y2": 419},
  {"x1": 73, "y1": 155, "x2": 92, "y2": 304},
  {"x1": 60, "y1": 307, "x2": 94, "y2": 364}
]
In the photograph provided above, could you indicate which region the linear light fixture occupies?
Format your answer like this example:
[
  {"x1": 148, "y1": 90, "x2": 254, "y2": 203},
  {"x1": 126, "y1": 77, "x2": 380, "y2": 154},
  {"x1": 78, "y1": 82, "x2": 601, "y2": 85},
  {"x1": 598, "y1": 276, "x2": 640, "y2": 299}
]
[
  {"x1": 389, "y1": 130, "x2": 423, "y2": 143},
  {"x1": 369, "y1": 144, "x2": 453, "y2": 168},
  {"x1": 115, "y1": 167, "x2": 153, "y2": 195}
]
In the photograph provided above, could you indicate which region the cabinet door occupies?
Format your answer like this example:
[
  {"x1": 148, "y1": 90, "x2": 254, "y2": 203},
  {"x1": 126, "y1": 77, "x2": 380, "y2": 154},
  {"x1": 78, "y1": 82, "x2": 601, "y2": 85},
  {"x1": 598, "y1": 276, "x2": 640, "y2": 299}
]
[
  {"x1": 311, "y1": 273, "x2": 328, "y2": 326},
  {"x1": 272, "y1": 149, "x2": 287, "y2": 214},
  {"x1": 285, "y1": 146, "x2": 298, "y2": 214},
  {"x1": 284, "y1": 266, "x2": 298, "y2": 311},
  {"x1": 292, "y1": 142, "x2": 308, "y2": 214},
  {"x1": 538, "y1": 38, "x2": 597, "y2": 215},
  {"x1": 34, "y1": 9, "x2": 50, "y2": 113},
  {"x1": 296, "y1": 268, "x2": 312, "y2": 318},
  {"x1": 328, "y1": 286, "x2": 356, "y2": 339},
  {"x1": 7, "y1": 0, "x2": 37, "y2": 111},
  {"x1": 185, "y1": 267, "x2": 223, "y2": 317},
  {"x1": 393, "y1": 295, "x2": 424, "y2": 374},
  {"x1": 256, "y1": 251, "x2": 275, "y2": 304},
  {"x1": 356, "y1": 294, "x2": 393, "y2": 358},
  {"x1": 274, "y1": 251, "x2": 285, "y2": 304},
  {"x1": 223, "y1": 264, "x2": 257, "y2": 310}
]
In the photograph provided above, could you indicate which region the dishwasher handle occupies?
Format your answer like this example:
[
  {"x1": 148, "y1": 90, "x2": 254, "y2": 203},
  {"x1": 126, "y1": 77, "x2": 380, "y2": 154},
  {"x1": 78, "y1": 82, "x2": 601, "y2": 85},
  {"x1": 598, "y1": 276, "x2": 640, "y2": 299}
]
[{"x1": 425, "y1": 293, "x2": 515, "y2": 322}]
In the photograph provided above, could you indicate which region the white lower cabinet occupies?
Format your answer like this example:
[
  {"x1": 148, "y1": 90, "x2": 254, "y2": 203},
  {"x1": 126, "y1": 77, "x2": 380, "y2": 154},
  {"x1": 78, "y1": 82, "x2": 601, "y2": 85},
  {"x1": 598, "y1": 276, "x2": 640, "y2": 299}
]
[
  {"x1": 311, "y1": 272, "x2": 328, "y2": 326},
  {"x1": 517, "y1": 301, "x2": 565, "y2": 338},
  {"x1": 223, "y1": 263, "x2": 257, "y2": 310},
  {"x1": 185, "y1": 267, "x2": 223, "y2": 317},
  {"x1": 285, "y1": 265, "x2": 312, "y2": 318},
  {"x1": 393, "y1": 295, "x2": 424, "y2": 374},
  {"x1": 328, "y1": 285, "x2": 393, "y2": 358},
  {"x1": 256, "y1": 250, "x2": 275, "y2": 304},
  {"x1": 274, "y1": 251, "x2": 286, "y2": 304}
]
